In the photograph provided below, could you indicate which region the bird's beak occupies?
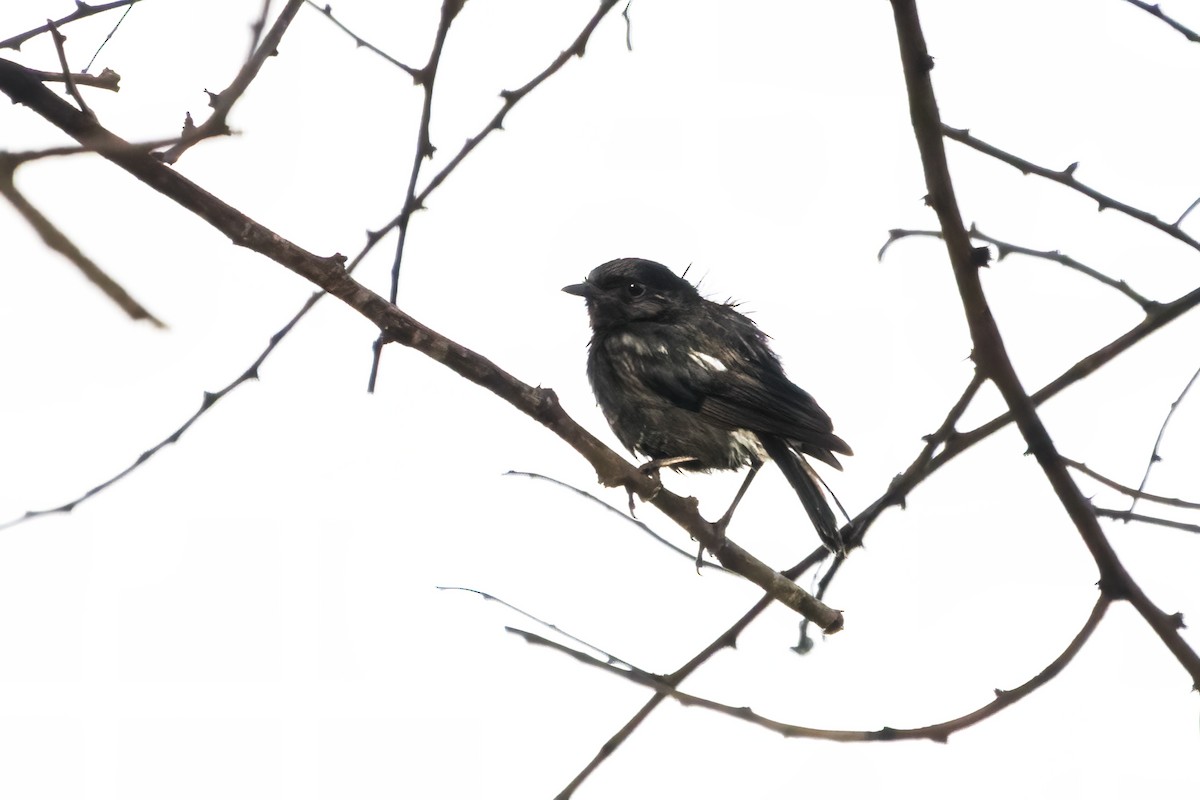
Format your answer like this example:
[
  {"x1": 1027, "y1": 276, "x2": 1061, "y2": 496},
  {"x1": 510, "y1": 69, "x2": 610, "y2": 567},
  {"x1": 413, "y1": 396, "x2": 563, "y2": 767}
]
[{"x1": 562, "y1": 282, "x2": 590, "y2": 297}]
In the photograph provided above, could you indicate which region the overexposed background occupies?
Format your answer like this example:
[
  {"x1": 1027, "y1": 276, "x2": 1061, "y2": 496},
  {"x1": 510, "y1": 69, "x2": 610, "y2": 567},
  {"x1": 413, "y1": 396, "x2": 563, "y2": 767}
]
[{"x1": 1, "y1": 1, "x2": 1198, "y2": 797}]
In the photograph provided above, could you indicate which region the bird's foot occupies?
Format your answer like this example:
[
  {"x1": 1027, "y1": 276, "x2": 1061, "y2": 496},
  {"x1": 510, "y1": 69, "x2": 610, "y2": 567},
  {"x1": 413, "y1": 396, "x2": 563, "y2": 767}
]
[{"x1": 626, "y1": 456, "x2": 698, "y2": 518}]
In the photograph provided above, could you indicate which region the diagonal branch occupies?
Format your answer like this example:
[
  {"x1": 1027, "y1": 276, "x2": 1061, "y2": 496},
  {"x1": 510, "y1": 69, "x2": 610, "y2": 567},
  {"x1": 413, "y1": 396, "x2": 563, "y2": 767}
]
[
  {"x1": 1094, "y1": 508, "x2": 1200, "y2": 534},
  {"x1": 0, "y1": 155, "x2": 162, "y2": 326},
  {"x1": 0, "y1": 55, "x2": 841, "y2": 631},
  {"x1": 303, "y1": 0, "x2": 418, "y2": 77},
  {"x1": 1122, "y1": 0, "x2": 1200, "y2": 43},
  {"x1": 157, "y1": 0, "x2": 304, "y2": 164},
  {"x1": 0, "y1": 0, "x2": 625, "y2": 534},
  {"x1": 0, "y1": 0, "x2": 141, "y2": 52},
  {"x1": 892, "y1": 0, "x2": 1200, "y2": 689},
  {"x1": 943, "y1": 125, "x2": 1200, "y2": 255}
]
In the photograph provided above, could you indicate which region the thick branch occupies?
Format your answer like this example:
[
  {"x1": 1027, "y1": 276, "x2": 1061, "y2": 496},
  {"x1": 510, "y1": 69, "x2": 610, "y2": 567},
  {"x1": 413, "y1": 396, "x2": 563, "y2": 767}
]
[{"x1": 0, "y1": 56, "x2": 841, "y2": 631}]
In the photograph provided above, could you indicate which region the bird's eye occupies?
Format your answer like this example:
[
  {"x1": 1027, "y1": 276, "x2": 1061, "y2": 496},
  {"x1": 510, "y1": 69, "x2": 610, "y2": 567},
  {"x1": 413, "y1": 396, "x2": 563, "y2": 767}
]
[{"x1": 626, "y1": 282, "x2": 645, "y2": 298}]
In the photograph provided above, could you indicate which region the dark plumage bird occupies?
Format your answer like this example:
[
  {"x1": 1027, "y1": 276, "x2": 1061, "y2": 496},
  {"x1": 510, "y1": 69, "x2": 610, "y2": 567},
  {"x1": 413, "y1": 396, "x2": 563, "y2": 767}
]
[{"x1": 563, "y1": 257, "x2": 851, "y2": 555}]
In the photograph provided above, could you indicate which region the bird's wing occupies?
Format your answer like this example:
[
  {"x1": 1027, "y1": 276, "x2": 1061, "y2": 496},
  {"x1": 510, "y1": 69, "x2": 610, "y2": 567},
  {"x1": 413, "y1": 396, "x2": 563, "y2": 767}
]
[{"x1": 623, "y1": 311, "x2": 851, "y2": 466}]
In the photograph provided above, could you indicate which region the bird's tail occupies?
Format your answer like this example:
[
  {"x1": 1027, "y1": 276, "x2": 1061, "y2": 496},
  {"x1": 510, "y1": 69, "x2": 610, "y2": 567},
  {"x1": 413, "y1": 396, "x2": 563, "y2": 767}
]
[{"x1": 759, "y1": 435, "x2": 846, "y2": 556}]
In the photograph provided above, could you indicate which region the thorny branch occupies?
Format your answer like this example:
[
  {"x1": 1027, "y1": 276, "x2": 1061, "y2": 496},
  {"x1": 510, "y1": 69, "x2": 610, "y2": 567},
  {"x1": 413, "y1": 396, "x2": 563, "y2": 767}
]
[
  {"x1": 892, "y1": 0, "x2": 1200, "y2": 689},
  {"x1": 1129, "y1": 362, "x2": 1200, "y2": 513},
  {"x1": 943, "y1": 125, "x2": 1200, "y2": 255},
  {"x1": 1122, "y1": 0, "x2": 1200, "y2": 43},
  {"x1": 1065, "y1": 457, "x2": 1200, "y2": 510},
  {"x1": 525, "y1": 594, "x2": 1111, "y2": 745},
  {"x1": 303, "y1": 0, "x2": 418, "y2": 77},
  {"x1": 879, "y1": 225, "x2": 1159, "y2": 311},
  {"x1": 0, "y1": 0, "x2": 141, "y2": 52},
  {"x1": 0, "y1": 0, "x2": 624, "y2": 533},
  {"x1": 157, "y1": 0, "x2": 305, "y2": 164}
]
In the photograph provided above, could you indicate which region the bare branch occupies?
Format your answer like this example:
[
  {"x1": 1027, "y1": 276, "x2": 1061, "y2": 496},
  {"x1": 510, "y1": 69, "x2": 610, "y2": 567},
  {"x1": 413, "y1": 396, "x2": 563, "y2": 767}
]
[
  {"x1": 303, "y1": 0, "x2": 418, "y2": 78},
  {"x1": 504, "y1": 470, "x2": 731, "y2": 572},
  {"x1": 943, "y1": 125, "x2": 1200, "y2": 255},
  {"x1": 368, "y1": 0, "x2": 622, "y2": 390},
  {"x1": 0, "y1": 57, "x2": 841, "y2": 629},
  {"x1": 46, "y1": 18, "x2": 92, "y2": 117},
  {"x1": 525, "y1": 595, "x2": 1111, "y2": 746},
  {"x1": 0, "y1": 155, "x2": 162, "y2": 326},
  {"x1": 23, "y1": 66, "x2": 120, "y2": 92},
  {"x1": 879, "y1": 225, "x2": 1159, "y2": 311},
  {"x1": 157, "y1": 0, "x2": 305, "y2": 164},
  {"x1": 1122, "y1": 0, "x2": 1200, "y2": 43},
  {"x1": 0, "y1": 0, "x2": 141, "y2": 52},
  {"x1": 1065, "y1": 458, "x2": 1200, "y2": 510},
  {"x1": 1129, "y1": 362, "x2": 1200, "y2": 513},
  {"x1": 891, "y1": 0, "x2": 1200, "y2": 689},
  {"x1": 1095, "y1": 507, "x2": 1200, "y2": 534}
]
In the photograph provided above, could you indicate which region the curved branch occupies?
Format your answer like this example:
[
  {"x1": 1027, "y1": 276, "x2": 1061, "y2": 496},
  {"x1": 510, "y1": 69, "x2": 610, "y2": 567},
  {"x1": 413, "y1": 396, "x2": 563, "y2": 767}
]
[{"x1": 522, "y1": 595, "x2": 1111, "y2": 744}]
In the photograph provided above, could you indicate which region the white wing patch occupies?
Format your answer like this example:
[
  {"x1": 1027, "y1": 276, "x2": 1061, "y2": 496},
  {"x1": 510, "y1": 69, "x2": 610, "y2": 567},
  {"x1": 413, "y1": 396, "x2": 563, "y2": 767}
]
[{"x1": 689, "y1": 351, "x2": 728, "y2": 372}]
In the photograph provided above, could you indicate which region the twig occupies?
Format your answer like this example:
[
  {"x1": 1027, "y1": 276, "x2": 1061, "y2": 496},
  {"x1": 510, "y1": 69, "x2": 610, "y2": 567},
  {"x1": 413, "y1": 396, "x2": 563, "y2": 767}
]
[
  {"x1": 368, "y1": 0, "x2": 464, "y2": 392},
  {"x1": 1094, "y1": 508, "x2": 1200, "y2": 534},
  {"x1": 1122, "y1": 0, "x2": 1200, "y2": 43},
  {"x1": 439, "y1": 587, "x2": 648, "y2": 673},
  {"x1": 943, "y1": 125, "x2": 1200, "y2": 255},
  {"x1": 526, "y1": 596, "x2": 1111, "y2": 746},
  {"x1": 879, "y1": 225, "x2": 1159, "y2": 311},
  {"x1": 1174, "y1": 195, "x2": 1200, "y2": 227},
  {"x1": 0, "y1": 155, "x2": 162, "y2": 326},
  {"x1": 0, "y1": 0, "x2": 141, "y2": 52},
  {"x1": 303, "y1": 0, "x2": 418, "y2": 77},
  {"x1": 1064, "y1": 458, "x2": 1200, "y2": 510},
  {"x1": 892, "y1": 0, "x2": 1200, "y2": 689},
  {"x1": 504, "y1": 471, "x2": 731, "y2": 572},
  {"x1": 247, "y1": 0, "x2": 273, "y2": 61},
  {"x1": 158, "y1": 0, "x2": 305, "y2": 164},
  {"x1": 24, "y1": 67, "x2": 120, "y2": 92},
  {"x1": 369, "y1": 0, "x2": 622, "y2": 390},
  {"x1": 46, "y1": 19, "x2": 91, "y2": 117},
  {"x1": 622, "y1": 1, "x2": 633, "y2": 50},
  {"x1": 82, "y1": 2, "x2": 136, "y2": 73},
  {"x1": 1129, "y1": 362, "x2": 1200, "y2": 512}
]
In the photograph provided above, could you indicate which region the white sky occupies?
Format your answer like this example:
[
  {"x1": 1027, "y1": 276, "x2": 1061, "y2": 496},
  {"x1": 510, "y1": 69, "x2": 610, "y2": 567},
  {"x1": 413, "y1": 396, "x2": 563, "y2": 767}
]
[{"x1": 1, "y1": 1, "x2": 1199, "y2": 797}]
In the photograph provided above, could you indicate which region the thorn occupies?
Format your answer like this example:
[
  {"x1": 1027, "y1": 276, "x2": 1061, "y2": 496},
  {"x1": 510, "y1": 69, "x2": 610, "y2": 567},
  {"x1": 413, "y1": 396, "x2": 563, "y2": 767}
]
[
  {"x1": 1062, "y1": 161, "x2": 1079, "y2": 177},
  {"x1": 200, "y1": 391, "x2": 219, "y2": 410}
]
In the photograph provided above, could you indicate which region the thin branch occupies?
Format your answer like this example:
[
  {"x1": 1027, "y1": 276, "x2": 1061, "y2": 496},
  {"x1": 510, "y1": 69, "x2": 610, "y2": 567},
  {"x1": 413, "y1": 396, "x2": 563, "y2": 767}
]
[
  {"x1": 622, "y1": 1, "x2": 633, "y2": 50},
  {"x1": 0, "y1": 0, "x2": 141, "y2": 52},
  {"x1": 879, "y1": 225, "x2": 1159, "y2": 311},
  {"x1": 943, "y1": 125, "x2": 1200, "y2": 255},
  {"x1": 157, "y1": 0, "x2": 305, "y2": 164},
  {"x1": 370, "y1": 0, "x2": 622, "y2": 390},
  {"x1": 82, "y1": 2, "x2": 136, "y2": 73},
  {"x1": 0, "y1": 156, "x2": 162, "y2": 326},
  {"x1": 247, "y1": 0, "x2": 273, "y2": 61},
  {"x1": 1174, "y1": 195, "x2": 1200, "y2": 227},
  {"x1": 46, "y1": 19, "x2": 91, "y2": 117},
  {"x1": 1122, "y1": 0, "x2": 1200, "y2": 43},
  {"x1": 526, "y1": 595, "x2": 1111, "y2": 745},
  {"x1": 303, "y1": 0, "x2": 418, "y2": 77},
  {"x1": 439, "y1": 587, "x2": 649, "y2": 673},
  {"x1": 1095, "y1": 508, "x2": 1200, "y2": 534},
  {"x1": 893, "y1": 0, "x2": 1200, "y2": 689},
  {"x1": 1065, "y1": 458, "x2": 1200, "y2": 510},
  {"x1": 368, "y1": 0, "x2": 464, "y2": 392},
  {"x1": 24, "y1": 67, "x2": 120, "y2": 92},
  {"x1": 503, "y1": 471, "x2": 731, "y2": 572},
  {"x1": 1129, "y1": 362, "x2": 1200, "y2": 513}
]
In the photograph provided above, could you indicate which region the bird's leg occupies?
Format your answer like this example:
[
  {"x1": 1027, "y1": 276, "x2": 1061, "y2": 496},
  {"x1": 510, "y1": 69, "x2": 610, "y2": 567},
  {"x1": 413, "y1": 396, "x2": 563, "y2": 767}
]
[
  {"x1": 626, "y1": 455, "x2": 701, "y2": 517},
  {"x1": 696, "y1": 461, "x2": 761, "y2": 569}
]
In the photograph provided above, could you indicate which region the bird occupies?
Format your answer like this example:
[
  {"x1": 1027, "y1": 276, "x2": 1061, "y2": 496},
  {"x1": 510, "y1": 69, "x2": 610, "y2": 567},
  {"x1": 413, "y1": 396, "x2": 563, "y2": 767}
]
[{"x1": 563, "y1": 257, "x2": 851, "y2": 555}]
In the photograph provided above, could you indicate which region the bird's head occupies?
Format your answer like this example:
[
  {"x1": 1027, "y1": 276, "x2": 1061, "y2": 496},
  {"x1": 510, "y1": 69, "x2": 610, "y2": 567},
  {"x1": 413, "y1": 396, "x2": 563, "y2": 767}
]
[{"x1": 562, "y1": 258, "x2": 698, "y2": 332}]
